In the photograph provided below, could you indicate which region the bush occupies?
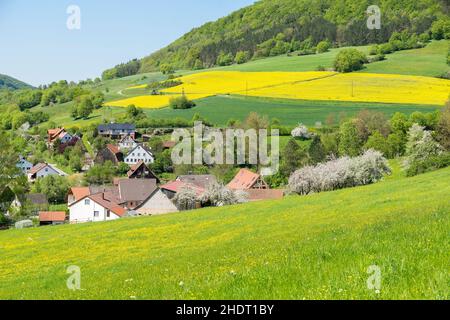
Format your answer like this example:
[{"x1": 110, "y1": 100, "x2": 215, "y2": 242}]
[
  {"x1": 288, "y1": 150, "x2": 391, "y2": 195},
  {"x1": 169, "y1": 96, "x2": 196, "y2": 110},
  {"x1": 334, "y1": 49, "x2": 367, "y2": 72},
  {"x1": 404, "y1": 124, "x2": 443, "y2": 168},
  {"x1": 316, "y1": 40, "x2": 331, "y2": 53},
  {"x1": 406, "y1": 152, "x2": 450, "y2": 177},
  {"x1": 291, "y1": 123, "x2": 311, "y2": 140},
  {"x1": 235, "y1": 51, "x2": 251, "y2": 64}
]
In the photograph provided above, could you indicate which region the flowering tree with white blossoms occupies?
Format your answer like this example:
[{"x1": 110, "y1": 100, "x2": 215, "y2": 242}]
[
  {"x1": 291, "y1": 123, "x2": 312, "y2": 140},
  {"x1": 404, "y1": 123, "x2": 442, "y2": 167},
  {"x1": 199, "y1": 182, "x2": 248, "y2": 207},
  {"x1": 173, "y1": 186, "x2": 198, "y2": 211},
  {"x1": 288, "y1": 149, "x2": 391, "y2": 195}
]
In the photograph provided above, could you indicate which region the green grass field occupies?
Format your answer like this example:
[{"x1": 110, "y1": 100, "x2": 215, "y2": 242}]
[
  {"x1": 30, "y1": 41, "x2": 448, "y2": 129},
  {"x1": 0, "y1": 166, "x2": 448, "y2": 300},
  {"x1": 148, "y1": 95, "x2": 440, "y2": 126}
]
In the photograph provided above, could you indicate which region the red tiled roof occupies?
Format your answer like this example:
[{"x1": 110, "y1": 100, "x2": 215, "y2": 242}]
[
  {"x1": 89, "y1": 194, "x2": 126, "y2": 217},
  {"x1": 39, "y1": 211, "x2": 66, "y2": 222},
  {"x1": 28, "y1": 163, "x2": 48, "y2": 175},
  {"x1": 161, "y1": 180, "x2": 205, "y2": 196},
  {"x1": 48, "y1": 128, "x2": 65, "y2": 142},
  {"x1": 107, "y1": 144, "x2": 121, "y2": 155},
  {"x1": 163, "y1": 141, "x2": 177, "y2": 148},
  {"x1": 70, "y1": 187, "x2": 91, "y2": 202},
  {"x1": 227, "y1": 169, "x2": 261, "y2": 190}
]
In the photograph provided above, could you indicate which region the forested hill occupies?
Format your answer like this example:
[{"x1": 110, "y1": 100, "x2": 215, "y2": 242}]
[
  {"x1": 0, "y1": 74, "x2": 33, "y2": 90},
  {"x1": 137, "y1": 0, "x2": 449, "y2": 72}
]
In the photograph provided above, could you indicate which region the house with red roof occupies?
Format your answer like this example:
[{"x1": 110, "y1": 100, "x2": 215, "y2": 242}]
[
  {"x1": 47, "y1": 128, "x2": 79, "y2": 152},
  {"x1": 95, "y1": 144, "x2": 124, "y2": 165},
  {"x1": 69, "y1": 192, "x2": 127, "y2": 224}
]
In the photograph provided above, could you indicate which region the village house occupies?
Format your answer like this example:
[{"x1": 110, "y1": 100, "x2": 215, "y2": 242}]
[
  {"x1": 69, "y1": 192, "x2": 127, "y2": 224},
  {"x1": 227, "y1": 168, "x2": 269, "y2": 190},
  {"x1": 16, "y1": 156, "x2": 33, "y2": 174},
  {"x1": 176, "y1": 175, "x2": 217, "y2": 189},
  {"x1": 124, "y1": 145, "x2": 154, "y2": 165},
  {"x1": 47, "y1": 128, "x2": 79, "y2": 152},
  {"x1": 127, "y1": 161, "x2": 160, "y2": 183},
  {"x1": 95, "y1": 144, "x2": 124, "y2": 165},
  {"x1": 68, "y1": 178, "x2": 177, "y2": 223},
  {"x1": 162, "y1": 140, "x2": 177, "y2": 150},
  {"x1": 39, "y1": 211, "x2": 66, "y2": 226},
  {"x1": 97, "y1": 123, "x2": 136, "y2": 139},
  {"x1": 27, "y1": 163, "x2": 67, "y2": 182},
  {"x1": 118, "y1": 135, "x2": 138, "y2": 151}
]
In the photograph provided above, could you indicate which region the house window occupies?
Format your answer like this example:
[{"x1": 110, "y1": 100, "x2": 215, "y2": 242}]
[
  {"x1": 107, "y1": 210, "x2": 110, "y2": 218},
  {"x1": 85, "y1": 199, "x2": 90, "y2": 205},
  {"x1": 94, "y1": 211, "x2": 99, "y2": 217}
]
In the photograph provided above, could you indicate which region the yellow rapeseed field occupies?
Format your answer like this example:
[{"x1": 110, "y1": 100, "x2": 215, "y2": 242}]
[{"x1": 105, "y1": 71, "x2": 450, "y2": 108}]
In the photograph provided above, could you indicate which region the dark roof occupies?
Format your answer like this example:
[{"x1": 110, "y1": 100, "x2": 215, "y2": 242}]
[
  {"x1": 176, "y1": 175, "x2": 217, "y2": 189},
  {"x1": 98, "y1": 123, "x2": 135, "y2": 131},
  {"x1": 26, "y1": 193, "x2": 48, "y2": 205},
  {"x1": 118, "y1": 179, "x2": 158, "y2": 202}
]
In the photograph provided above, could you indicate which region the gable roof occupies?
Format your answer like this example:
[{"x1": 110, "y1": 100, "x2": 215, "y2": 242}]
[
  {"x1": 69, "y1": 187, "x2": 91, "y2": 202},
  {"x1": 89, "y1": 194, "x2": 126, "y2": 217},
  {"x1": 98, "y1": 123, "x2": 135, "y2": 131},
  {"x1": 39, "y1": 211, "x2": 66, "y2": 222},
  {"x1": 126, "y1": 144, "x2": 153, "y2": 157},
  {"x1": 119, "y1": 135, "x2": 136, "y2": 143},
  {"x1": 118, "y1": 179, "x2": 157, "y2": 202},
  {"x1": 161, "y1": 180, "x2": 205, "y2": 196},
  {"x1": 69, "y1": 193, "x2": 126, "y2": 217},
  {"x1": 28, "y1": 163, "x2": 50, "y2": 175},
  {"x1": 48, "y1": 128, "x2": 66, "y2": 142},
  {"x1": 176, "y1": 175, "x2": 217, "y2": 189},
  {"x1": 106, "y1": 144, "x2": 121, "y2": 155},
  {"x1": 227, "y1": 169, "x2": 261, "y2": 190},
  {"x1": 127, "y1": 161, "x2": 160, "y2": 182}
]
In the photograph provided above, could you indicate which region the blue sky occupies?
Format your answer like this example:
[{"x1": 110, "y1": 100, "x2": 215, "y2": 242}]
[{"x1": 0, "y1": 0, "x2": 255, "y2": 86}]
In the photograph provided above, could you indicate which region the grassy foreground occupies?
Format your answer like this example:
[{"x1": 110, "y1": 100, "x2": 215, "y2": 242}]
[{"x1": 0, "y1": 167, "x2": 449, "y2": 300}]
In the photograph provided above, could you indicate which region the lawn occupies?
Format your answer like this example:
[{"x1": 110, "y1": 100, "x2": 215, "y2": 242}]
[
  {"x1": 0, "y1": 167, "x2": 448, "y2": 300},
  {"x1": 147, "y1": 95, "x2": 440, "y2": 126},
  {"x1": 360, "y1": 40, "x2": 450, "y2": 77}
]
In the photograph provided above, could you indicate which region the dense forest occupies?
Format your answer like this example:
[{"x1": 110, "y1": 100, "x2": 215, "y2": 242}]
[
  {"x1": 134, "y1": 0, "x2": 449, "y2": 73},
  {"x1": 0, "y1": 74, "x2": 33, "y2": 90}
]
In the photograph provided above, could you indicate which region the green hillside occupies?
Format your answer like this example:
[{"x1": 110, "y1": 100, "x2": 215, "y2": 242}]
[
  {"x1": 139, "y1": 0, "x2": 448, "y2": 72},
  {"x1": 0, "y1": 166, "x2": 449, "y2": 300},
  {"x1": 0, "y1": 74, "x2": 33, "y2": 90}
]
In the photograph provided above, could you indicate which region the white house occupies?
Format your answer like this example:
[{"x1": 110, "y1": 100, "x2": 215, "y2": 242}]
[
  {"x1": 124, "y1": 145, "x2": 154, "y2": 165},
  {"x1": 59, "y1": 131, "x2": 74, "y2": 144},
  {"x1": 17, "y1": 156, "x2": 33, "y2": 174},
  {"x1": 119, "y1": 135, "x2": 138, "y2": 151},
  {"x1": 69, "y1": 193, "x2": 126, "y2": 224},
  {"x1": 135, "y1": 188, "x2": 178, "y2": 216},
  {"x1": 28, "y1": 163, "x2": 67, "y2": 181}
]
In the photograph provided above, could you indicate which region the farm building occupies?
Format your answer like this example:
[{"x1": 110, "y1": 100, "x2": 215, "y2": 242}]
[
  {"x1": 227, "y1": 169, "x2": 268, "y2": 190},
  {"x1": 95, "y1": 144, "x2": 124, "y2": 165},
  {"x1": 97, "y1": 123, "x2": 135, "y2": 139},
  {"x1": 118, "y1": 135, "x2": 138, "y2": 150},
  {"x1": 124, "y1": 145, "x2": 154, "y2": 165},
  {"x1": 39, "y1": 211, "x2": 66, "y2": 226},
  {"x1": 127, "y1": 161, "x2": 160, "y2": 182}
]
